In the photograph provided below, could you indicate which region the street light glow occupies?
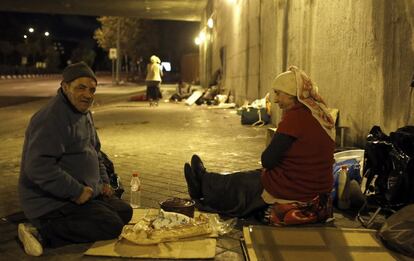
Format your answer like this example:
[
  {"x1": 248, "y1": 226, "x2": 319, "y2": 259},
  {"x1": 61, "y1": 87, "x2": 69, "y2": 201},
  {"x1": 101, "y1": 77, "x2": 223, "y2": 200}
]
[
  {"x1": 44, "y1": 31, "x2": 50, "y2": 37},
  {"x1": 23, "y1": 35, "x2": 27, "y2": 39},
  {"x1": 28, "y1": 27, "x2": 34, "y2": 33},
  {"x1": 194, "y1": 37, "x2": 201, "y2": 45},
  {"x1": 207, "y1": 18, "x2": 214, "y2": 29}
]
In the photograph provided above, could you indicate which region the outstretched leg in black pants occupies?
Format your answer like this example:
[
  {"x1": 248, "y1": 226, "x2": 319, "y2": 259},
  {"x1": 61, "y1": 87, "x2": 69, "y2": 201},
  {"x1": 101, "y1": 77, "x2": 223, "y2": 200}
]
[{"x1": 184, "y1": 155, "x2": 267, "y2": 217}]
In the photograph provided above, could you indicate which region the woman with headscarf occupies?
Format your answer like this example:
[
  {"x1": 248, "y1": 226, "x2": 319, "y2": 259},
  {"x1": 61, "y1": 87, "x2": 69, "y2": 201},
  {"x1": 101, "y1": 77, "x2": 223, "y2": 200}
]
[
  {"x1": 183, "y1": 66, "x2": 336, "y2": 225},
  {"x1": 145, "y1": 55, "x2": 163, "y2": 106}
]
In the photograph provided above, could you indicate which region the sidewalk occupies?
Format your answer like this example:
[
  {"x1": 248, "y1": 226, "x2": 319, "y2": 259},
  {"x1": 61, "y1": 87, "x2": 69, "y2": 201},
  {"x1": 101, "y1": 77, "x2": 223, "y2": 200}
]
[
  {"x1": 0, "y1": 84, "x2": 267, "y2": 260},
  {"x1": 0, "y1": 84, "x2": 400, "y2": 260}
]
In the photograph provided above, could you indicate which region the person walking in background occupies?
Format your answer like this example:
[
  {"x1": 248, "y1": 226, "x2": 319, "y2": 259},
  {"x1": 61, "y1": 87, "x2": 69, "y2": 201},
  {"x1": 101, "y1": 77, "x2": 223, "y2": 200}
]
[
  {"x1": 18, "y1": 62, "x2": 132, "y2": 256},
  {"x1": 145, "y1": 55, "x2": 163, "y2": 106},
  {"x1": 184, "y1": 66, "x2": 336, "y2": 225}
]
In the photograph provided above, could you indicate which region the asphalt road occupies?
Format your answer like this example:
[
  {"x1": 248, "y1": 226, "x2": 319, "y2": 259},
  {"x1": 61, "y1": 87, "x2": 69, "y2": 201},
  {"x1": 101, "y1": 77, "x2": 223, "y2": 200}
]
[{"x1": 0, "y1": 76, "x2": 140, "y2": 107}]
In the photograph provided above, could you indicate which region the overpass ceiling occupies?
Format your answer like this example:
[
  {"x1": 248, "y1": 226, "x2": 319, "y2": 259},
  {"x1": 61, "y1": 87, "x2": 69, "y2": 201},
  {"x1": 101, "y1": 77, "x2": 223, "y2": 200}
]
[{"x1": 0, "y1": 0, "x2": 207, "y2": 21}]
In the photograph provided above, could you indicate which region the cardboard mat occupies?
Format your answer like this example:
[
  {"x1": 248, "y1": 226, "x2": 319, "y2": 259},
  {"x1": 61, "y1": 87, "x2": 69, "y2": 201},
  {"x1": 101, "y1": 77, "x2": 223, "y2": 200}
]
[
  {"x1": 85, "y1": 237, "x2": 216, "y2": 259},
  {"x1": 242, "y1": 225, "x2": 397, "y2": 261},
  {"x1": 84, "y1": 208, "x2": 217, "y2": 259}
]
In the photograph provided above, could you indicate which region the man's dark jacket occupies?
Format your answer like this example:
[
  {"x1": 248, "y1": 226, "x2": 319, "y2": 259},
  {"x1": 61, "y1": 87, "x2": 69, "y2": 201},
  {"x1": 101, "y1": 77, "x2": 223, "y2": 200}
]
[{"x1": 19, "y1": 88, "x2": 109, "y2": 219}]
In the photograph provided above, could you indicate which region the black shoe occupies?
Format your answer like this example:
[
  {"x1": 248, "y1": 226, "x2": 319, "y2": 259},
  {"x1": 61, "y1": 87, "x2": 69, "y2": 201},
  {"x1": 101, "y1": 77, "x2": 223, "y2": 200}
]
[
  {"x1": 191, "y1": 154, "x2": 206, "y2": 181},
  {"x1": 184, "y1": 163, "x2": 202, "y2": 199}
]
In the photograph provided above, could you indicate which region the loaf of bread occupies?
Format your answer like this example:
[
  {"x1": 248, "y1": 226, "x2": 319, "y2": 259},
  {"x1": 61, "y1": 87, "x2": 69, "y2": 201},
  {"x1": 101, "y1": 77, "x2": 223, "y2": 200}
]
[{"x1": 120, "y1": 210, "x2": 212, "y2": 245}]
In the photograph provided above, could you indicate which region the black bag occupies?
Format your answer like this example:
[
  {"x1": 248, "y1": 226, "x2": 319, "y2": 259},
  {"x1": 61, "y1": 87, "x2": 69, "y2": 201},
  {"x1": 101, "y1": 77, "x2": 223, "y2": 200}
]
[
  {"x1": 241, "y1": 107, "x2": 270, "y2": 125},
  {"x1": 378, "y1": 204, "x2": 414, "y2": 257},
  {"x1": 363, "y1": 126, "x2": 414, "y2": 208},
  {"x1": 100, "y1": 151, "x2": 125, "y2": 198},
  {"x1": 390, "y1": 126, "x2": 414, "y2": 158}
]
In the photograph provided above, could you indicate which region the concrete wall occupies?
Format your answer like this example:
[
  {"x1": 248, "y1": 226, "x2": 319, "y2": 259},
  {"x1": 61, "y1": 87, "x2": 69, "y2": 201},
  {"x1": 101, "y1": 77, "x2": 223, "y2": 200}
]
[
  {"x1": 202, "y1": 0, "x2": 414, "y2": 147},
  {"x1": 378, "y1": 0, "x2": 414, "y2": 132},
  {"x1": 201, "y1": 0, "x2": 261, "y2": 103},
  {"x1": 181, "y1": 53, "x2": 199, "y2": 83}
]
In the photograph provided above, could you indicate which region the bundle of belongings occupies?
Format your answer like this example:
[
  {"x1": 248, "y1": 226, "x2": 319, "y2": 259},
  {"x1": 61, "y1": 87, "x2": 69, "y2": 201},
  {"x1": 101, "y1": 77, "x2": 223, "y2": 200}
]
[
  {"x1": 239, "y1": 93, "x2": 271, "y2": 126},
  {"x1": 193, "y1": 85, "x2": 220, "y2": 105},
  {"x1": 361, "y1": 125, "x2": 414, "y2": 208},
  {"x1": 170, "y1": 82, "x2": 229, "y2": 107},
  {"x1": 178, "y1": 68, "x2": 237, "y2": 107},
  {"x1": 171, "y1": 69, "x2": 224, "y2": 105},
  {"x1": 120, "y1": 210, "x2": 212, "y2": 245},
  {"x1": 169, "y1": 82, "x2": 194, "y2": 102},
  {"x1": 357, "y1": 125, "x2": 414, "y2": 229},
  {"x1": 194, "y1": 68, "x2": 223, "y2": 105}
]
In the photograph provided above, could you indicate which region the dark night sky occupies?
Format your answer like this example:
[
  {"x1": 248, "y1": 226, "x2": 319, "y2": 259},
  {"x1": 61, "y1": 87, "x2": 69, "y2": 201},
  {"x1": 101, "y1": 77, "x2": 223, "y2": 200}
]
[
  {"x1": 0, "y1": 11, "x2": 199, "y2": 71},
  {"x1": 0, "y1": 11, "x2": 98, "y2": 43},
  {"x1": 0, "y1": 11, "x2": 102, "y2": 68}
]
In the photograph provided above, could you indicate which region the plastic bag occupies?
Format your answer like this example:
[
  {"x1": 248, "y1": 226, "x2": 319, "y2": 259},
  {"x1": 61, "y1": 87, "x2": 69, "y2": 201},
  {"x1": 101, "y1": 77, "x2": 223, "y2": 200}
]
[
  {"x1": 378, "y1": 204, "x2": 414, "y2": 257},
  {"x1": 208, "y1": 214, "x2": 237, "y2": 235}
]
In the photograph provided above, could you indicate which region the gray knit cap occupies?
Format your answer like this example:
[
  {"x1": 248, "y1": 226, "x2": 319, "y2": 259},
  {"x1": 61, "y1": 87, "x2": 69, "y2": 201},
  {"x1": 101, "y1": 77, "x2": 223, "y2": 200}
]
[{"x1": 62, "y1": 62, "x2": 97, "y2": 83}]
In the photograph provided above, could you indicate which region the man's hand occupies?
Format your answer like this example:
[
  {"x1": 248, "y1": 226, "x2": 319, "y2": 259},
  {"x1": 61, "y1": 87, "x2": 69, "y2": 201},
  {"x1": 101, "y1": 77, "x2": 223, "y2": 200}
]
[
  {"x1": 102, "y1": 183, "x2": 113, "y2": 197},
  {"x1": 73, "y1": 186, "x2": 93, "y2": 205}
]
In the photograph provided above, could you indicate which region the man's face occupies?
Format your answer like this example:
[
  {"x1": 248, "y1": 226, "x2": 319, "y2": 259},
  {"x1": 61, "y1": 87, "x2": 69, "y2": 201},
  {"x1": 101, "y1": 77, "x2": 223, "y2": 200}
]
[
  {"x1": 62, "y1": 77, "x2": 97, "y2": 113},
  {"x1": 273, "y1": 90, "x2": 296, "y2": 110}
]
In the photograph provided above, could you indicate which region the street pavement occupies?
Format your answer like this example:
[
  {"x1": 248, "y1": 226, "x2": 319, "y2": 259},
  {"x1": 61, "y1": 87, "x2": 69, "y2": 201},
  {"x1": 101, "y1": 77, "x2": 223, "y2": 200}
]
[
  {"x1": 0, "y1": 81, "x2": 405, "y2": 260},
  {"x1": 0, "y1": 82, "x2": 267, "y2": 260}
]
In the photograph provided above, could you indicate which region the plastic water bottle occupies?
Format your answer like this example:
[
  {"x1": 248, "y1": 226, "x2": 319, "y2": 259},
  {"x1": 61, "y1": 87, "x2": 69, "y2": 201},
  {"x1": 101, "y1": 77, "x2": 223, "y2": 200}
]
[
  {"x1": 337, "y1": 165, "x2": 350, "y2": 210},
  {"x1": 130, "y1": 172, "x2": 141, "y2": 208}
]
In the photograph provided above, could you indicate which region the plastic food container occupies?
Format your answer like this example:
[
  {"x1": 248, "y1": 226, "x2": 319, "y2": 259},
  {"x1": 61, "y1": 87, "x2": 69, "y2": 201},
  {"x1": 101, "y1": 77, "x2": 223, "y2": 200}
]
[{"x1": 159, "y1": 197, "x2": 195, "y2": 218}]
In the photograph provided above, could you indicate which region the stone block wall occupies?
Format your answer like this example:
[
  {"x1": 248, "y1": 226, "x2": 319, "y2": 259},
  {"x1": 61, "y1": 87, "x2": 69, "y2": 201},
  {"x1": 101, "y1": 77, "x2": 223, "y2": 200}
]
[{"x1": 200, "y1": 0, "x2": 414, "y2": 146}]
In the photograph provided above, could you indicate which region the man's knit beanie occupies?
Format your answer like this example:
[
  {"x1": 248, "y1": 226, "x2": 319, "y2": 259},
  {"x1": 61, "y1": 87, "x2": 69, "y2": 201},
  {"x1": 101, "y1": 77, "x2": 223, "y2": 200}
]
[{"x1": 62, "y1": 62, "x2": 97, "y2": 83}]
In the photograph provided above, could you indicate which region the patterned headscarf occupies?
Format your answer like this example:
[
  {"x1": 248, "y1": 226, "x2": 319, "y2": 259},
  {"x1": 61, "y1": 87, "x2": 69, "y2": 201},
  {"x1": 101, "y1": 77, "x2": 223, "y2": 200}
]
[{"x1": 289, "y1": 66, "x2": 336, "y2": 141}]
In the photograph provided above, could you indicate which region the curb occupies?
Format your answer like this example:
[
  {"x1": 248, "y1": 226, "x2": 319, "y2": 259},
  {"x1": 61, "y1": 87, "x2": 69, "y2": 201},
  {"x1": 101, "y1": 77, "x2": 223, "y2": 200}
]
[{"x1": 0, "y1": 74, "x2": 60, "y2": 80}]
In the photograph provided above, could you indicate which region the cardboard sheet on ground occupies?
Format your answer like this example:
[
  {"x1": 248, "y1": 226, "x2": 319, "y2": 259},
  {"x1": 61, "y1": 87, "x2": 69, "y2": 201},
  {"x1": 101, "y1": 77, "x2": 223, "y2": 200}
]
[
  {"x1": 185, "y1": 90, "x2": 203, "y2": 105},
  {"x1": 84, "y1": 208, "x2": 217, "y2": 259},
  {"x1": 242, "y1": 225, "x2": 398, "y2": 261}
]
